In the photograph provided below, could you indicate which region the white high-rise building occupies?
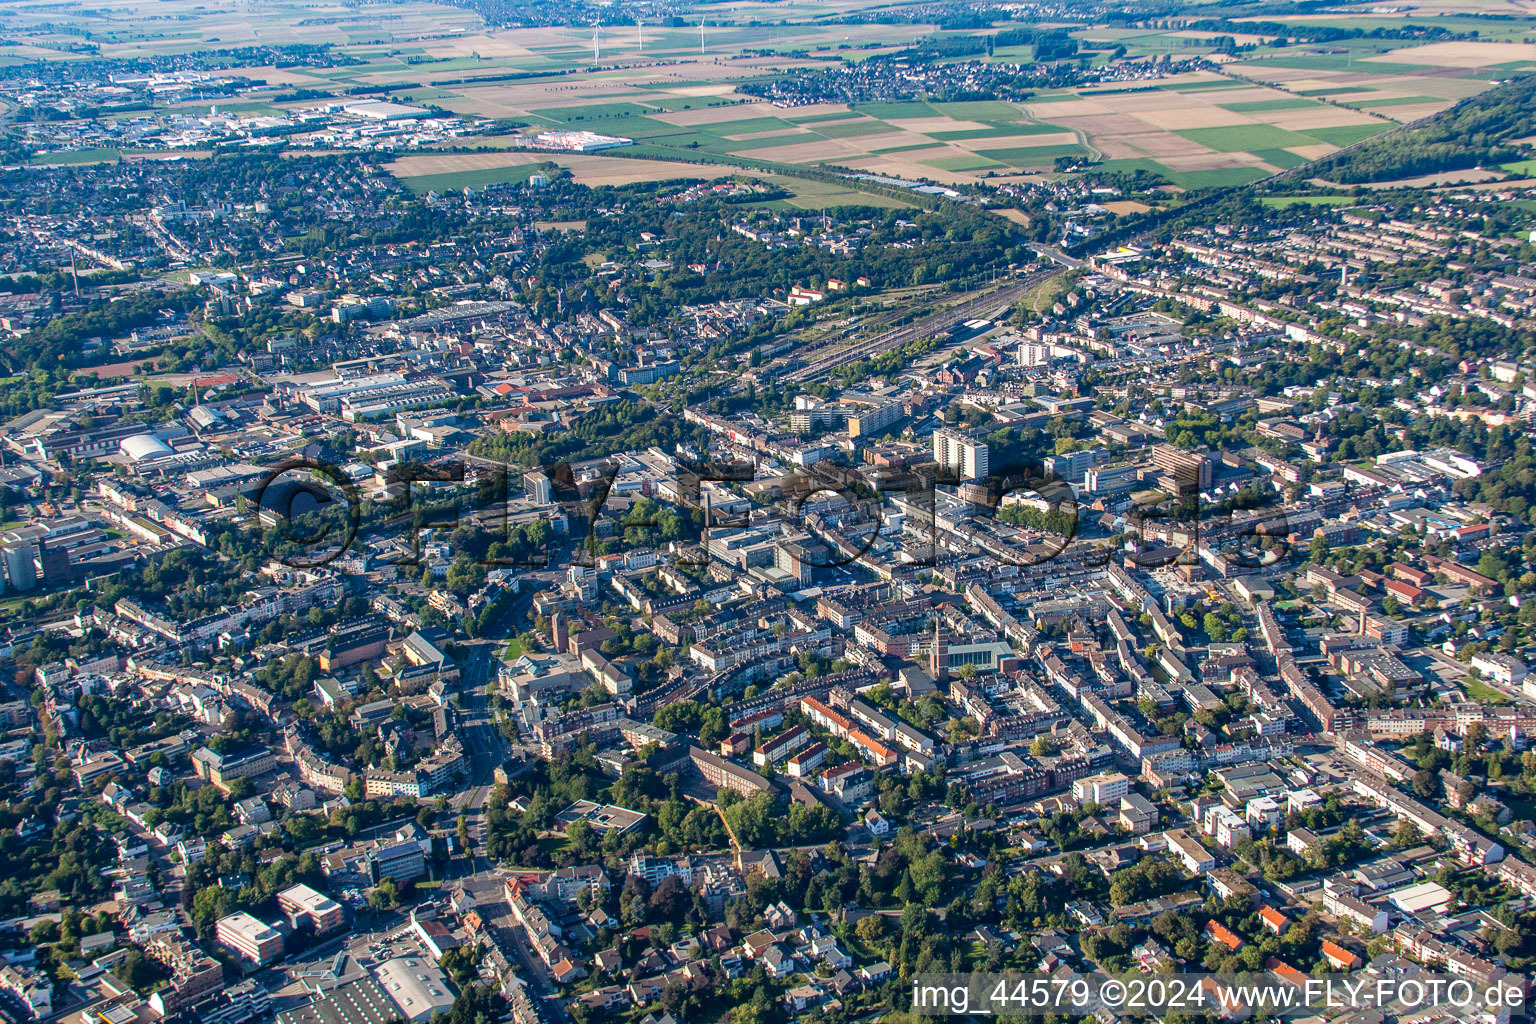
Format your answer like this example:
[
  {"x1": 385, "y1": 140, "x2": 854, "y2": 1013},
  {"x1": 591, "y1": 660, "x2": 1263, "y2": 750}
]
[
  {"x1": 932, "y1": 428, "x2": 989, "y2": 482},
  {"x1": 2, "y1": 543, "x2": 35, "y2": 592},
  {"x1": 1018, "y1": 342, "x2": 1051, "y2": 367}
]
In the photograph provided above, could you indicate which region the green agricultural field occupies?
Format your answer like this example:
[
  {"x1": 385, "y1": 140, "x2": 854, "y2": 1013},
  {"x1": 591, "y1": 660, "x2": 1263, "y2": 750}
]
[
  {"x1": 970, "y1": 128, "x2": 1069, "y2": 147},
  {"x1": 530, "y1": 101, "x2": 663, "y2": 122},
  {"x1": 850, "y1": 100, "x2": 939, "y2": 119},
  {"x1": 1259, "y1": 194, "x2": 1358, "y2": 207},
  {"x1": 1295, "y1": 87, "x2": 1373, "y2": 97},
  {"x1": 767, "y1": 176, "x2": 918, "y2": 210},
  {"x1": 1177, "y1": 124, "x2": 1323, "y2": 151},
  {"x1": 1240, "y1": 55, "x2": 1452, "y2": 74},
  {"x1": 1219, "y1": 98, "x2": 1319, "y2": 112},
  {"x1": 931, "y1": 100, "x2": 1032, "y2": 121},
  {"x1": 977, "y1": 143, "x2": 1088, "y2": 165},
  {"x1": 1341, "y1": 95, "x2": 1439, "y2": 108},
  {"x1": 1094, "y1": 157, "x2": 1166, "y2": 178},
  {"x1": 30, "y1": 148, "x2": 121, "y2": 165},
  {"x1": 1165, "y1": 165, "x2": 1271, "y2": 188},
  {"x1": 1250, "y1": 14, "x2": 1536, "y2": 40},
  {"x1": 1155, "y1": 79, "x2": 1247, "y2": 92},
  {"x1": 1112, "y1": 32, "x2": 1219, "y2": 55},
  {"x1": 560, "y1": 117, "x2": 690, "y2": 141},
  {"x1": 643, "y1": 96, "x2": 719, "y2": 112},
  {"x1": 785, "y1": 110, "x2": 863, "y2": 124},
  {"x1": 398, "y1": 56, "x2": 494, "y2": 72},
  {"x1": 721, "y1": 134, "x2": 820, "y2": 152},
  {"x1": 812, "y1": 119, "x2": 899, "y2": 138},
  {"x1": 617, "y1": 141, "x2": 752, "y2": 163},
  {"x1": 400, "y1": 88, "x2": 462, "y2": 103},
  {"x1": 1251, "y1": 148, "x2": 1310, "y2": 170},
  {"x1": 926, "y1": 127, "x2": 1017, "y2": 141},
  {"x1": 309, "y1": 61, "x2": 406, "y2": 78},
  {"x1": 929, "y1": 122, "x2": 1064, "y2": 141},
  {"x1": 396, "y1": 163, "x2": 545, "y2": 193},
  {"x1": 1097, "y1": 157, "x2": 1268, "y2": 189},
  {"x1": 701, "y1": 116, "x2": 798, "y2": 136},
  {"x1": 924, "y1": 154, "x2": 1006, "y2": 171},
  {"x1": 1305, "y1": 122, "x2": 1395, "y2": 146},
  {"x1": 618, "y1": 139, "x2": 754, "y2": 163}
]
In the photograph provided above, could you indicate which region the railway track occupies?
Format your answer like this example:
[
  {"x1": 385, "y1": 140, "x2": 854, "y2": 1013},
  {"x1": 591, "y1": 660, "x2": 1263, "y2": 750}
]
[
  {"x1": 782, "y1": 271, "x2": 1052, "y2": 383},
  {"x1": 764, "y1": 303, "x2": 916, "y2": 376}
]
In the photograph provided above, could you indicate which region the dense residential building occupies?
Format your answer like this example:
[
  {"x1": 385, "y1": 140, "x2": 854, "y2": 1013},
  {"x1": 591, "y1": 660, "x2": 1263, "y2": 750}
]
[{"x1": 1, "y1": 22, "x2": 1535, "y2": 1022}]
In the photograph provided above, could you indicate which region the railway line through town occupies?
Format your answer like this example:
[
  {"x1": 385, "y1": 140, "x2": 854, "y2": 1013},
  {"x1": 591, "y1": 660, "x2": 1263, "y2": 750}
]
[{"x1": 779, "y1": 270, "x2": 1055, "y2": 384}]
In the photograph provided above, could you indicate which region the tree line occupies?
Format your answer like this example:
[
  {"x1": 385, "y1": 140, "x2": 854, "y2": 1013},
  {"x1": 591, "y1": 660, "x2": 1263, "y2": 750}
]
[{"x1": 1305, "y1": 74, "x2": 1536, "y2": 185}]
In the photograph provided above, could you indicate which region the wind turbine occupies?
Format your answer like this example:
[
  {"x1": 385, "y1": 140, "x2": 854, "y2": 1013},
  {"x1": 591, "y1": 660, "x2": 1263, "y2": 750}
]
[
  {"x1": 592, "y1": 19, "x2": 601, "y2": 62},
  {"x1": 636, "y1": 15, "x2": 643, "y2": 53},
  {"x1": 699, "y1": 18, "x2": 706, "y2": 54}
]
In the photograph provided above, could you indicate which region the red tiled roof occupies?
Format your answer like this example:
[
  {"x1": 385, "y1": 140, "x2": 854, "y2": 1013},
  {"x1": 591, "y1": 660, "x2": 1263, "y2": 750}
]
[
  {"x1": 1205, "y1": 919, "x2": 1244, "y2": 951},
  {"x1": 1321, "y1": 939, "x2": 1360, "y2": 968}
]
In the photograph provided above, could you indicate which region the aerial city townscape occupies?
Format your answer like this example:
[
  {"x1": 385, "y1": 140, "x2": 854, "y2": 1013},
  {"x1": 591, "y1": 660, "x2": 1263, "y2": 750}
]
[{"x1": 3, "y1": 0, "x2": 1536, "y2": 1022}]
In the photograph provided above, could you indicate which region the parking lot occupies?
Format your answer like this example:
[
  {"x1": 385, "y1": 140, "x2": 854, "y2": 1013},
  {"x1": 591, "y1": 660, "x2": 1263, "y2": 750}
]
[{"x1": 260, "y1": 909, "x2": 429, "y2": 1002}]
